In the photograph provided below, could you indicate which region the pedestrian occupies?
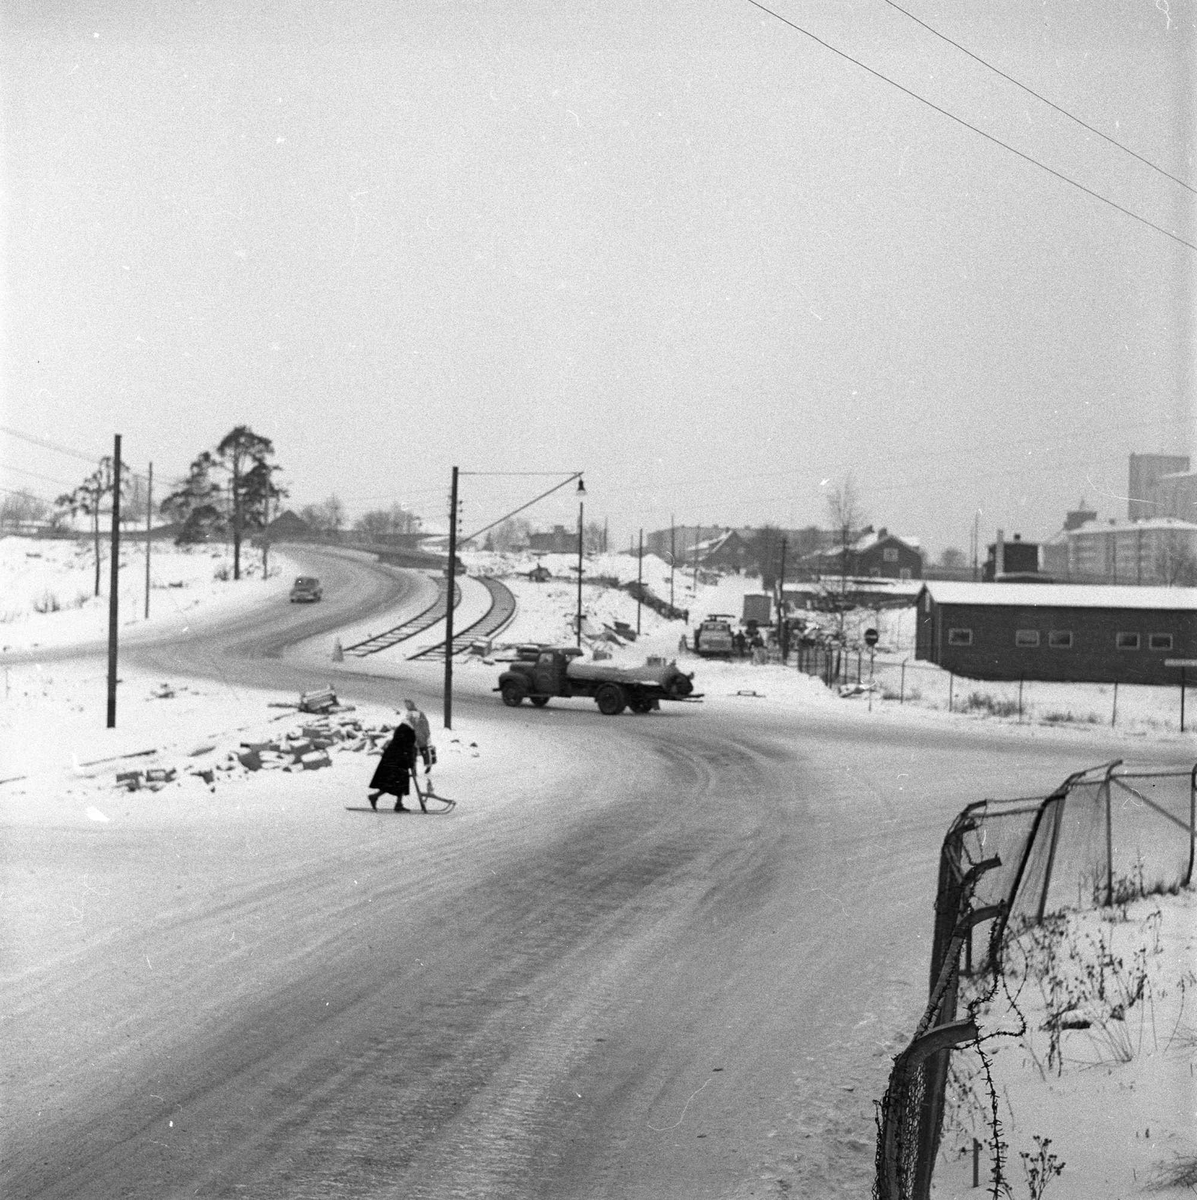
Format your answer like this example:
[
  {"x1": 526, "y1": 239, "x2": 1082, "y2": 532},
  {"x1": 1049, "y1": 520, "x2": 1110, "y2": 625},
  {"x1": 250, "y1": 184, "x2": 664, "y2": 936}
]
[
  {"x1": 402, "y1": 698, "x2": 433, "y2": 774},
  {"x1": 734, "y1": 629, "x2": 747, "y2": 658},
  {"x1": 367, "y1": 715, "x2": 423, "y2": 812}
]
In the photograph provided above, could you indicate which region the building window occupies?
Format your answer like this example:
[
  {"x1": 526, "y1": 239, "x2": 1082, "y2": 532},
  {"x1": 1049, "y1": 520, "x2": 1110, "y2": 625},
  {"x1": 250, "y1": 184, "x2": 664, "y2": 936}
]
[
  {"x1": 1048, "y1": 630, "x2": 1073, "y2": 649},
  {"x1": 1015, "y1": 629, "x2": 1040, "y2": 648},
  {"x1": 1149, "y1": 633, "x2": 1174, "y2": 651},
  {"x1": 947, "y1": 628, "x2": 973, "y2": 646},
  {"x1": 883, "y1": 547, "x2": 899, "y2": 562},
  {"x1": 1116, "y1": 632, "x2": 1140, "y2": 650},
  {"x1": 900, "y1": 568, "x2": 912, "y2": 580}
]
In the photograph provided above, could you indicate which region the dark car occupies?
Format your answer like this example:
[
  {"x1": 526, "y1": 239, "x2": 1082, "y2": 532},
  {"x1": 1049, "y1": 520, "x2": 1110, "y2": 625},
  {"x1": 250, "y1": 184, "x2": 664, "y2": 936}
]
[{"x1": 289, "y1": 576, "x2": 323, "y2": 603}]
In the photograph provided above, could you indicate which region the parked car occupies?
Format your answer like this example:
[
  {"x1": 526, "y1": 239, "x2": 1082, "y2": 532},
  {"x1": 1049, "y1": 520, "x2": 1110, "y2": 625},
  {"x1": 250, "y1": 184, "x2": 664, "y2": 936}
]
[
  {"x1": 693, "y1": 615, "x2": 735, "y2": 657},
  {"x1": 289, "y1": 576, "x2": 323, "y2": 603}
]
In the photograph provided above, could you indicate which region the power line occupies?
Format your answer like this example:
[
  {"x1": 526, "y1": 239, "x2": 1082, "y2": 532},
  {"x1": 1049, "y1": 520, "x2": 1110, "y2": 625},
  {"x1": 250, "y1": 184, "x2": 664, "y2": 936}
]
[
  {"x1": 882, "y1": 0, "x2": 1196, "y2": 197},
  {"x1": 742, "y1": 0, "x2": 1197, "y2": 253}
]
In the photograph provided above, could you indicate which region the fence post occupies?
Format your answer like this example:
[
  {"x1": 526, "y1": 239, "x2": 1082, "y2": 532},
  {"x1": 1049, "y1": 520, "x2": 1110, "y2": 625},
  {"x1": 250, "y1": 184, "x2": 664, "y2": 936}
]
[
  {"x1": 1104, "y1": 763, "x2": 1116, "y2": 906},
  {"x1": 1181, "y1": 667, "x2": 1186, "y2": 734},
  {"x1": 900, "y1": 659, "x2": 906, "y2": 705},
  {"x1": 1112, "y1": 680, "x2": 1118, "y2": 727},
  {"x1": 948, "y1": 673, "x2": 954, "y2": 713},
  {"x1": 1018, "y1": 676, "x2": 1023, "y2": 723}
]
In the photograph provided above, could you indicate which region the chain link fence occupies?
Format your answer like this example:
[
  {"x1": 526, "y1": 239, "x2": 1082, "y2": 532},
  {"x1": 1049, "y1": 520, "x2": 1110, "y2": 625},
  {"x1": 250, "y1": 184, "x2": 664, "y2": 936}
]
[{"x1": 873, "y1": 760, "x2": 1196, "y2": 1200}]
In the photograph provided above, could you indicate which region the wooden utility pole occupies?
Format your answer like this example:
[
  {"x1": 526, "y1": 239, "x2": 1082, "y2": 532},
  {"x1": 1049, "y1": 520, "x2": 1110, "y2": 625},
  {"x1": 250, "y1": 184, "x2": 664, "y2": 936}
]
[
  {"x1": 106, "y1": 434, "x2": 122, "y2": 729},
  {"x1": 670, "y1": 515, "x2": 676, "y2": 610},
  {"x1": 144, "y1": 461, "x2": 152, "y2": 619},
  {"x1": 636, "y1": 527, "x2": 644, "y2": 635},
  {"x1": 443, "y1": 466, "x2": 459, "y2": 730}
]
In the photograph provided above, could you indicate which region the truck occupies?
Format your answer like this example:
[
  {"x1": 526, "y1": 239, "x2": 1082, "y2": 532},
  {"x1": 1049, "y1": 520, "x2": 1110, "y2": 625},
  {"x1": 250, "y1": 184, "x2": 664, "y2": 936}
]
[
  {"x1": 742, "y1": 593, "x2": 772, "y2": 627},
  {"x1": 693, "y1": 614, "x2": 736, "y2": 657},
  {"x1": 496, "y1": 646, "x2": 700, "y2": 715}
]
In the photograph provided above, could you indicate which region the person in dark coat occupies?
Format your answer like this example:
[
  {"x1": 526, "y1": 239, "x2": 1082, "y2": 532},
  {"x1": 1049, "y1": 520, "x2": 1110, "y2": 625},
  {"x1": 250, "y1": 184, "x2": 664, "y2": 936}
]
[{"x1": 368, "y1": 718, "x2": 422, "y2": 812}]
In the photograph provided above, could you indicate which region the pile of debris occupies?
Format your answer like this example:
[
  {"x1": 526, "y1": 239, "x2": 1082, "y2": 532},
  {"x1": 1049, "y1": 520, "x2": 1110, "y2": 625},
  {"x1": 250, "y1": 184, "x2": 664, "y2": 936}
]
[{"x1": 113, "y1": 689, "x2": 400, "y2": 793}]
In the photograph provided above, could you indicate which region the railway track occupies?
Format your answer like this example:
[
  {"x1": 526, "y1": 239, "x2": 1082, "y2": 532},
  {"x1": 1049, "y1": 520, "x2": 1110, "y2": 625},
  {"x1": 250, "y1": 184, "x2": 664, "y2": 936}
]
[
  {"x1": 342, "y1": 576, "x2": 460, "y2": 657},
  {"x1": 408, "y1": 576, "x2": 517, "y2": 660}
]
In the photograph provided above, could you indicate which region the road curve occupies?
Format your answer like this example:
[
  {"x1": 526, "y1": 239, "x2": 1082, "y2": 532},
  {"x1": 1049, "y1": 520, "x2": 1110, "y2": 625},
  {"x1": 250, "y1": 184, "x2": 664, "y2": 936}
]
[{"x1": 2, "y1": 585, "x2": 1167, "y2": 1198}]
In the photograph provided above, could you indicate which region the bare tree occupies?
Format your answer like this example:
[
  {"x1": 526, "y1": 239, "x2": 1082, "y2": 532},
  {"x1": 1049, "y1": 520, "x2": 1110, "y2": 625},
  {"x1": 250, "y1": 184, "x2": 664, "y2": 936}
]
[
  {"x1": 488, "y1": 518, "x2": 531, "y2": 553},
  {"x1": 56, "y1": 457, "x2": 129, "y2": 596},
  {"x1": 824, "y1": 474, "x2": 867, "y2": 594},
  {"x1": 939, "y1": 547, "x2": 967, "y2": 570},
  {"x1": 299, "y1": 495, "x2": 346, "y2": 534},
  {"x1": 0, "y1": 488, "x2": 51, "y2": 530},
  {"x1": 1154, "y1": 531, "x2": 1197, "y2": 586},
  {"x1": 354, "y1": 503, "x2": 422, "y2": 540}
]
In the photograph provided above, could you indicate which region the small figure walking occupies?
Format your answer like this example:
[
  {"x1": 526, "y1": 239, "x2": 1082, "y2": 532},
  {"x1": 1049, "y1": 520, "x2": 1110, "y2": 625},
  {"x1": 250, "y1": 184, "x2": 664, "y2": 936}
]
[
  {"x1": 367, "y1": 715, "x2": 423, "y2": 812},
  {"x1": 403, "y1": 698, "x2": 433, "y2": 774}
]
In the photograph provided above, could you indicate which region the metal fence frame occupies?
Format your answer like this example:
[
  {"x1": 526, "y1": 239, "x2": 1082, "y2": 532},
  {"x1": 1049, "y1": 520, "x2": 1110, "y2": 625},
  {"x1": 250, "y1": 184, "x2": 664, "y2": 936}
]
[{"x1": 874, "y1": 760, "x2": 1196, "y2": 1200}]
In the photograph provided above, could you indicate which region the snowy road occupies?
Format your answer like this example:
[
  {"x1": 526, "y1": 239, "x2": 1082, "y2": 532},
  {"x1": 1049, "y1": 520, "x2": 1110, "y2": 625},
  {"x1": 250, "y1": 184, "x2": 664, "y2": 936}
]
[{"x1": 3, "y1": 563, "x2": 1170, "y2": 1199}]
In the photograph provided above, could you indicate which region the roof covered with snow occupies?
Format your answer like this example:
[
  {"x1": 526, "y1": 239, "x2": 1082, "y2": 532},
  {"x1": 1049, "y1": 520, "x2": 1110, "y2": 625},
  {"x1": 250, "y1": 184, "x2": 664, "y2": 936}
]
[{"x1": 921, "y1": 581, "x2": 1197, "y2": 611}]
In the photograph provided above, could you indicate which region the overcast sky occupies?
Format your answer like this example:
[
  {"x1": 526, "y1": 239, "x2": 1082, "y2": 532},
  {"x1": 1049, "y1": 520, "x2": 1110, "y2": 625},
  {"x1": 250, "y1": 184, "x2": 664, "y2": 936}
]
[{"x1": 3, "y1": 0, "x2": 1194, "y2": 556}]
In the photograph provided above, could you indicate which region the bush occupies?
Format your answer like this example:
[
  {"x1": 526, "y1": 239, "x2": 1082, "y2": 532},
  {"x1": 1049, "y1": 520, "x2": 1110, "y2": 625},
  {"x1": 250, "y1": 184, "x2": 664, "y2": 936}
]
[
  {"x1": 966, "y1": 691, "x2": 1020, "y2": 718},
  {"x1": 213, "y1": 563, "x2": 231, "y2": 582},
  {"x1": 32, "y1": 590, "x2": 61, "y2": 614}
]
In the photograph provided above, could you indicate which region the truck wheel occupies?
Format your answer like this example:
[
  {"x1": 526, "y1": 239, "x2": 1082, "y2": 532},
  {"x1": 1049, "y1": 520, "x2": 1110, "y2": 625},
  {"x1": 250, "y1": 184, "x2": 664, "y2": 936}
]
[
  {"x1": 595, "y1": 683, "x2": 626, "y2": 715},
  {"x1": 530, "y1": 696, "x2": 550, "y2": 708},
  {"x1": 628, "y1": 693, "x2": 653, "y2": 714},
  {"x1": 500, "y1": 681, "x2": 526, "y2": 707},
  {"x1": 667, "y1": 675, "x2": 694, "y2": 699}
]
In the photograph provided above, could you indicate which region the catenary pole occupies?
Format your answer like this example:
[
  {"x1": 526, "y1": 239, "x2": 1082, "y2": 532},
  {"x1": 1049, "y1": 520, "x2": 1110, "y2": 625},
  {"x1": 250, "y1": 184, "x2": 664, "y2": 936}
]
[
  {"x1": 106, "y1": 434, "x2": 122, "y2": 728},
  {"x1": 576, "y1": 498, "x2": 584, "y2": 647}
]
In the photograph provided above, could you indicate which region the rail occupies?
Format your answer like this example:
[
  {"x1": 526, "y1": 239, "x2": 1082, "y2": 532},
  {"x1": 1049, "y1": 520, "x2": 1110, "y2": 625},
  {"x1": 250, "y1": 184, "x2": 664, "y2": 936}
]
[
  {"x1": 342, "y1": 577, "x2": 460, "y2": 657},
  {"x1": 408, "y1": 577, "x2": 517, "y2": 660}
]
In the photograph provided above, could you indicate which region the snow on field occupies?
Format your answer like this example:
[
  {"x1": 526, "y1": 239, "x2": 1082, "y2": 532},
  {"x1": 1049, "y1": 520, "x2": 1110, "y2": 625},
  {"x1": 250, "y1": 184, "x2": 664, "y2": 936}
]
[
  {"x1": 4, "y1": 540, "x2": 1195, "y2": 1196},
  {"x1": 0, "y1": 535, "x2": 298, "y2": 653},
  {"x1": 934, "y1": 891, "x2": 1197, "y2": 1199}
]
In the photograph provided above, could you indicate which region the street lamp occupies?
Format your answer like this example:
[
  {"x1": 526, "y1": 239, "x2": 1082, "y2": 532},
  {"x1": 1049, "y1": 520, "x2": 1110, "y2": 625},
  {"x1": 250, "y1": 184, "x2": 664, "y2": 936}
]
[
  {"x1": 442, "y1": 467, "x2": 585, "y2": 729},
  {"x1": 576, "y1": 477, "x2": 587, "y2": 647}
]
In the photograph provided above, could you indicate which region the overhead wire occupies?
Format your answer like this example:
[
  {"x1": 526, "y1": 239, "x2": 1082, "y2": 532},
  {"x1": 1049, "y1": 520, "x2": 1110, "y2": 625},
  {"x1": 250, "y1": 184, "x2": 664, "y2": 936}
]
[
  {"x1": 881, "y1": 0, "x2": 1196, "y2": 197},
  {"x1": 741, "y1": 0, "x2": 1197, "y2": 253}
]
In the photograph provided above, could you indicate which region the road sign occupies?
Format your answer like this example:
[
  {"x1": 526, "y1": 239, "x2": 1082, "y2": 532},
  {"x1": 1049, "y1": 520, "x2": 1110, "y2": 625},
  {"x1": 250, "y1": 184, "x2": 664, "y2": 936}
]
[{"x1": 864, "y1": 628, "x2": 879, "y2": 647}]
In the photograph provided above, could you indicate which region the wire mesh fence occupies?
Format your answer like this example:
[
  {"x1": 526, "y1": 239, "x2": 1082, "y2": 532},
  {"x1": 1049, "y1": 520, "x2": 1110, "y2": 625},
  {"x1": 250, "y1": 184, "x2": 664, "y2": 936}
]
[{"x1": 873, "y1": 760, "x2": 1196, "y2": 1200}]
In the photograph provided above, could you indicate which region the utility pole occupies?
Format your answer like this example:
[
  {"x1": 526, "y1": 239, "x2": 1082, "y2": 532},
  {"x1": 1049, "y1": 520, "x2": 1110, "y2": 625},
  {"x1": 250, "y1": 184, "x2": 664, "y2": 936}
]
[
  {"x1": 778, "y1": 536, "x2": 788, "y2": 659},
  {"x1": 144, "y1": 461, "x2": 152, "y2": 619},
  {"x1": 576, "y1": 497, "x2": 584, "y2": 647},
  {"x1": 444, "y1": 466, "x2": 459, "y2": 730},
  {"x1": 106, "y1": 434, "x2": 122, "y2": 729},
  {"x1": 636, "y1": 527, "x2": 644, "y2": 635},
  {"x1": 670, "y1": 514, "x2": 676, "y2": 610}
]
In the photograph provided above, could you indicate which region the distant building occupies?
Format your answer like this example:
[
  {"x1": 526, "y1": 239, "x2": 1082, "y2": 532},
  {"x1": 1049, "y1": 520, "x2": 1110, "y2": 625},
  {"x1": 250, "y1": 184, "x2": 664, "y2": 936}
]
[
  {"x1": 700, "y1": 528, "x2": 755, "y2": 572},
  {"x1": 526, "y1": 525, "x2": 577, "y2": 554},
  {"x1": 1129, "y1": 452, "x2": 1191, "y2": 520},
  {"x1": 982, "y1": 531, "x2": 1040, "y2": 581},
  {"x1": 916, "y1": 581, "x2": 1197, "y2": 685},
  {"x1": 264, "y1": 510, "x2": 313, "y2": 540},
  {"x1": 807, "y1": 527, "x2": 922, "y2": 580},
  {"x1": 1064, "y1": 517, "x2": 1197, "y2": 585}
]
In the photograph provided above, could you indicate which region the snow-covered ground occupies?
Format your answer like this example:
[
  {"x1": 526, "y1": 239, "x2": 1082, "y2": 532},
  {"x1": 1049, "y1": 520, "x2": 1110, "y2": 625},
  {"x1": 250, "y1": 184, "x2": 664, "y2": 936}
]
[
  {"x1": 0, "y1": 535, "x2": 299, "y2": 653},
  {"x1": 935, "y1": 891, "x2": 1197, "y2": 1199},
  {"x1": 3, "y1": 536, "x2": 1194, "y2": 1195}
]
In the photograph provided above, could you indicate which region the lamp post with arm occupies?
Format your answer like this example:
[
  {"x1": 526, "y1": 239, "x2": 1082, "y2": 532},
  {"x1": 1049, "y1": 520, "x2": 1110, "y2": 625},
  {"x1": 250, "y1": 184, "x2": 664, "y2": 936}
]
[{"x1": 576, "y1": 481, "x2": 587, "y2": 647}]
